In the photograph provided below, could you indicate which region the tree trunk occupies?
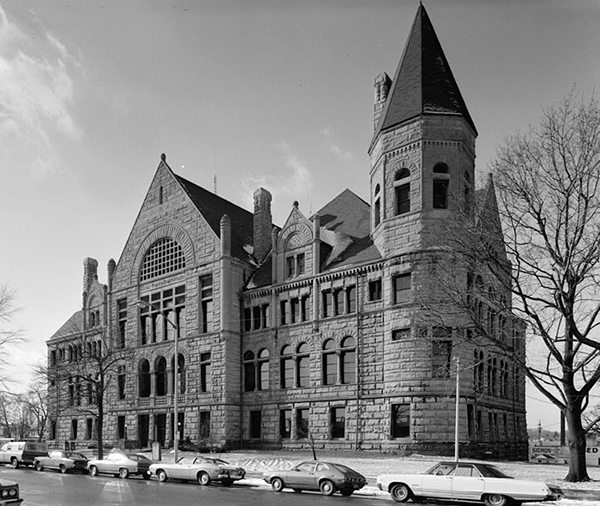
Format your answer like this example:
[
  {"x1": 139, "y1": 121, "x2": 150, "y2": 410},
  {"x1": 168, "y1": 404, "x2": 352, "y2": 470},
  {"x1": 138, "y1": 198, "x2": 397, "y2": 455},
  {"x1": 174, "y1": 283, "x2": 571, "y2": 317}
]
[{"x1": 565, "y1": 407, "x2": 590, "y2": 482}]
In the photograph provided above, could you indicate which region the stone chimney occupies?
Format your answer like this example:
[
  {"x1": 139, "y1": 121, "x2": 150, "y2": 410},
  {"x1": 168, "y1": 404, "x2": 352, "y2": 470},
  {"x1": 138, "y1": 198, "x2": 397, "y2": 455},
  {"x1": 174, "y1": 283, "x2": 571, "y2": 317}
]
[
  {"x1": 83, "y1": 257, "x2": 98, "y2": 293},
  {"x1": 373, "y1": 72, "x2": 392, "y2": 130},
  {"x1": 107, "y1": 259, "x2": 116, "y2": 291},
  {"x1": 253, "y1": 188, "x2": 272, "y2": 263}
]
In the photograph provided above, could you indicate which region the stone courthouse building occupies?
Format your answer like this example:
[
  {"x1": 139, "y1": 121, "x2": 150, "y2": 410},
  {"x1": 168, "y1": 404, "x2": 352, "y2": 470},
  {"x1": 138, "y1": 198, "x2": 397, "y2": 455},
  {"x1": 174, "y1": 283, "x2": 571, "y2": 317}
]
[{"x1": 47, "y1": 5, "x2": 528, "y2": 459}]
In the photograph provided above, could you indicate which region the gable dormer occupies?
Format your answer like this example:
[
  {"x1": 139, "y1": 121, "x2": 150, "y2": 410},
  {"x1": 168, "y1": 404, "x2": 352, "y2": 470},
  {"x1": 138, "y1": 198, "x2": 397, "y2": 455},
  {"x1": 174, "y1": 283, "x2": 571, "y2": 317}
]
[{"x1": 275, "y1": 202, "x2": 313, "y2": 284}]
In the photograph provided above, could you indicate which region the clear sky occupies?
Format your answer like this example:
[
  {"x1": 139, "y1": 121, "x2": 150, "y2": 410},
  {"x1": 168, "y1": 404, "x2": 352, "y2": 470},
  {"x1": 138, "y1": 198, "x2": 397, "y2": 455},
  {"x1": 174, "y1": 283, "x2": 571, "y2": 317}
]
[{"x1": 1, "y1": 0, "x2": 599, "y2": 432}]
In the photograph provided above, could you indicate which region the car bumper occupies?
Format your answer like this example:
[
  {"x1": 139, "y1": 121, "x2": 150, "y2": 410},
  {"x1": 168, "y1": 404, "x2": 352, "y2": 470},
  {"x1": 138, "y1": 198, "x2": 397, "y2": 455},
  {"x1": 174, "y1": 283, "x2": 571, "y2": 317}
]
[{"x1": 0, "y1": 498, "x2": 23, "y2": 506}]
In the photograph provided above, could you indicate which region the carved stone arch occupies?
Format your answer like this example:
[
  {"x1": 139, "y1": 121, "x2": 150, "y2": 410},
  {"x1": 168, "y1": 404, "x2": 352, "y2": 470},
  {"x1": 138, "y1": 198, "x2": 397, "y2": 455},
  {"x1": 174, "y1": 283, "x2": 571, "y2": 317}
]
[
  {"x1": 279, "y1": 223, "x2": 312, "y2": 253},
  {"x1": 131, "y1": 224, "x2": 196, "y2": 284}
]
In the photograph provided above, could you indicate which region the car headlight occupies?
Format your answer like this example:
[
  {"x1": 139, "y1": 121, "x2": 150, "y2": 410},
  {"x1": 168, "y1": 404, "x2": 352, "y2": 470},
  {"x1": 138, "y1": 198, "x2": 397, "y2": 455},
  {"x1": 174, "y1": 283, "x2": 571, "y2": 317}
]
[
  {"x1": 9, "y1": 488, "x2": 17, "y2": 497},
  {"x1": 1, "y1": 490, "x2": 7, "y2": 498}
]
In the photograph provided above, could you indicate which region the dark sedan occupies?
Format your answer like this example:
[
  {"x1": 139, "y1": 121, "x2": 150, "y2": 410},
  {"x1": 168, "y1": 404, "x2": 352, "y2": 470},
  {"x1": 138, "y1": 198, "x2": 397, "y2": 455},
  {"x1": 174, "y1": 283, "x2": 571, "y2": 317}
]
[
  {"x1": 263, "y1": 460, "x2": 366, "y2": 497},
  {"x1": 0, "y1": 478, "x2": 22, "y2": 505}
]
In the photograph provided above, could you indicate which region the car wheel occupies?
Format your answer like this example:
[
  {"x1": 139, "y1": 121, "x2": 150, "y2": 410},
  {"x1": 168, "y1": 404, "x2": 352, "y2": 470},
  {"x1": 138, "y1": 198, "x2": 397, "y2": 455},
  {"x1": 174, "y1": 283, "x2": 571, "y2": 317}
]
[
  {"x1": 35, "y1": 461, "x2": 44, "y2": 472},
  {"x1": 484, "y1": 494, "x2": 510, "y2": 506},
  {"x1": 340, "y1": 489, "x2": 353, "y2": 497},
  {"x1": 89, "y1": 466, "x2": 99, "y2": 477},
  {"x1": 319, "y1": 479, "x2": 335, "y2": 496},
  {"x1": 198, "y1": 471, "x2": 211, "y2": 486},
  {"x1": 221, "y1": 479, "x2": 234, "y2": 487},
  {"x1": 390, "y1": 483, "x2": 412, "y2": 503},
  {"x1": 157, "y1": 470, "x2": 168, "y2": 482},
  {"x1": 119, "y1": 468, "x2": 130, "y2": 479},
  {"x1": 10, "y1": 458, "x2": 19, "y2": 469},
  {"x1": 59, "y1": 464, "x2": 68, "y2": 474},
  {"x1": 270, "y1": 477, "x2": 284, "y2": 492}
]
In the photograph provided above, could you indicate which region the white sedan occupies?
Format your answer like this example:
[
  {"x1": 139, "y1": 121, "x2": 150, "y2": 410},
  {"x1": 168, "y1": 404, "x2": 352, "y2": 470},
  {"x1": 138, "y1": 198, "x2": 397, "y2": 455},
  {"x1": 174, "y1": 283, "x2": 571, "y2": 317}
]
[
  {"x1": 149, "y1": 456, "x2": 245, "y2": 486},
  {"x1": 377, "y1": 461, "x2": 563, "y2": 506}
]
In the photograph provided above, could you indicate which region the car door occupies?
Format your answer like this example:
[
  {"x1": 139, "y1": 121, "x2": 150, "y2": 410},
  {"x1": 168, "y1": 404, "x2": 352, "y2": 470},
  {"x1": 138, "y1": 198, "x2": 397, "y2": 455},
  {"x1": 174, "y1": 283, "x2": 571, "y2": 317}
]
[
  {"x1": 286, "y1": 462, "x2": 317, "y2": 490},
  {"x1": 48, "y1": 451, "x2": 60, "y2": 469},
  {"x1": 421, "y1": 463, "x2": 455, "y2": 499},
  {"x1": 451, "y1": 464, "x2": 485, "y2": 501},
  {"x1": 176, "y1": 457, "x2": 195, "y2": 480}
]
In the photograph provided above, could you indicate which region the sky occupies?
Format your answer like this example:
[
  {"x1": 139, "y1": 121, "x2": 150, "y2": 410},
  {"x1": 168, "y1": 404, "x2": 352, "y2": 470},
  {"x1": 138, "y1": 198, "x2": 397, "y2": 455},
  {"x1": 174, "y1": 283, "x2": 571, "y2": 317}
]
[{"x1": 1, "y1": 0, "x2": 599, "y2": 433}]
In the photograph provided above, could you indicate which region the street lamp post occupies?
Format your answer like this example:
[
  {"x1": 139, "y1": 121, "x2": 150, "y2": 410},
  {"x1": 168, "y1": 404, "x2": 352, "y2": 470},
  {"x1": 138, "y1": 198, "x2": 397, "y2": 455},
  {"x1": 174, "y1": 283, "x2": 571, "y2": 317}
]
[{"x1": 135, "y1": 300, "x2": 180, "y2": 462}]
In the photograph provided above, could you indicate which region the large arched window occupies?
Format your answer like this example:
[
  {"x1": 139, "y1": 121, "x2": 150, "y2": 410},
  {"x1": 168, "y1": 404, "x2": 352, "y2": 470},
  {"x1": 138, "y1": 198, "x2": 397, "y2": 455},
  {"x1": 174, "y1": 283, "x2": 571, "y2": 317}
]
[
  {"x1": 170, "y1": 354, "x2": 186, "y2": 394},
  {"x1": 257, "y1": 349, "x2": 269, "y2": 390},
  {"x1": 296, "y1": 343, "x2": 310, "y2": 388},
  {"x1": 140, "y1": 238, "x2": 186, "y2": 281},
  {"x1": 280, "y1": 346, "x2": 293, "y2": 389},
  {"x1": 155, "y1": 356, "x2": 167, "y2": 397},
  {"x1": 340, "y1": 337, "x2": 356, "y2": 384},
  {"x1": 139, "y1": 359, "x2": 151, "y2": 398},
  {"x1": 244, "y1": 351, "x2": 256, "y2": 392},
  {"x1": 322, "y1": 339, "x2": 337, "y2": 385}
]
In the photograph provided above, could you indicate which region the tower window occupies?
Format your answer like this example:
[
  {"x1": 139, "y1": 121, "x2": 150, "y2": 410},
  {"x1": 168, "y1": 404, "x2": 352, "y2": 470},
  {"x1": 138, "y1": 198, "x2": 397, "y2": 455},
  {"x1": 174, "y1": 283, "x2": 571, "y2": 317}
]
[
  {"x1": 433, "y1": 179, "x2": 449, "y2": 209},
  {"x1": 433, "y1": 162, "x2": 449, "y2": 174},
  {"x1": 396, "y1": 184, "x2": 410, "y2": 215}
]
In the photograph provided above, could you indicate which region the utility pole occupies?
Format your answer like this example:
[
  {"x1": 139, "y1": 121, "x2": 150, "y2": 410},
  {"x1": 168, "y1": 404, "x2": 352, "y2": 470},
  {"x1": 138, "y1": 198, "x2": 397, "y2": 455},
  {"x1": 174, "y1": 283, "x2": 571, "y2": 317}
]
[{"x1": 455, "y1": 357, "x2": 460, "y2": 461}]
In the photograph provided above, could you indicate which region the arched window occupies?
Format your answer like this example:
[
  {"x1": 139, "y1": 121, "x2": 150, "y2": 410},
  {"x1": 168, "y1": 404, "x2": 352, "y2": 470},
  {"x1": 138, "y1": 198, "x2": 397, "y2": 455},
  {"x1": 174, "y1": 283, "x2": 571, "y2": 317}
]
[
  {"x1": 257, "y1": 349, "x2": 269, "y2": 390},
  {"x1": 394, "y1": 168, "x2": 410, "y2": 216},
  {"x1": 297, "y1": 343, "x2": 310, "y2": 388},
  {"x1": 340, "y1": 337, "x2": 356, "y2": 384},
  {"x1": 244, "y1": 351, "x2": 256, "y2": 392},
  {"x1": 280, "y1": 346, "x2": 293, "y2": 389},
  {"x1": 170, "y1": 354, "x2": 185, "y2": 394},
  {"x1": 155, "y1": 356, "x2": 167, "y2": 397},
  {"x1": 374, "y1": 183, "x2": 381, "y2": 227},
  {"x1": 433, "y1": 163, "x2": 449, "y2": 209},
  {"x1": 395, "y1": 168, "x2": 410, "y2": 180},
  {"x1": 322, "y1": 339, "x2": 337, "y2": 385},
  {"x1": 140, "y1": 238, "x2": 186, "y2": 281}
]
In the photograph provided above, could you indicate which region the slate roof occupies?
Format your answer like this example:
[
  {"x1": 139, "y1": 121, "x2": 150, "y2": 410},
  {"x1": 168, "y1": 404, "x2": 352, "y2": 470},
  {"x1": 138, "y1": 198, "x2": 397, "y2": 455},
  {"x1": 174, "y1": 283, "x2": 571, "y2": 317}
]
[
  {"x1": 175, "y1": 174, "x2": 255, "y2": 263},
  {"x1": 49, "y1": 310, "x2": 83, "y2": 341},
  {"x1": 371, "y1": 4, "x2": 476, "y2": 151}
]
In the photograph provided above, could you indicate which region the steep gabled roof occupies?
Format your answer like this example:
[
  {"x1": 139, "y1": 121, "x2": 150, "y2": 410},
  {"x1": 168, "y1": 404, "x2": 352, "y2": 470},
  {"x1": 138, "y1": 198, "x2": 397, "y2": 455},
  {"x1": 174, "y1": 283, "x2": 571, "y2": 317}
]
[
  {"x1": 371, "y1": 4, "x2": 476, "y2": 150},
  {"x1": 174, "y1": 174, "x2": 255, "y2": 262},
  {"x1": 48, "y1": 310, "x2": 83, "y2": 341}
]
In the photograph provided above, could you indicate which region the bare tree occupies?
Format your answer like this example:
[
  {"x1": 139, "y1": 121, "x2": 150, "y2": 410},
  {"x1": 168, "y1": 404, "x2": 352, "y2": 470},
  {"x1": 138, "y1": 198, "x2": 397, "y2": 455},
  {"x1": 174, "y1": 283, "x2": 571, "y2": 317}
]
[
  {"x1": 46, "y1": 318, "x2": 132, "y2": 460},
  {"x1": 23, "y1": 374, "x2": 49, "y2": 442},
  {"x1": 0, "y1": 284, "x2": 23, "y2": 389},
  {"x1": 434, "y1": 92, "x2": 600, "y2": 481}
]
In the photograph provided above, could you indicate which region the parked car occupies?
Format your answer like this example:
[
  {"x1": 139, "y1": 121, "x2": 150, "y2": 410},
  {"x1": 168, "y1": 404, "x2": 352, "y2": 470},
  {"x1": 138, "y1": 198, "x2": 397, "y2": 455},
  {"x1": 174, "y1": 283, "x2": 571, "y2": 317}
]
[
  {"x1": 34, "y1": 450, "x2": 88, "y2": 474},
  {"x1": 0, "y1": 441, "x2": 47, "y2": 469},
  {"x1": 149, "y1": 455, "x2": 245, "y2": 486},
  {"x1": 376, "y1": 461, "x2": 564, "y2": 506},
  {"x1": 87, "y1": 452, "x2": 152, "y2": 479},
  {"x1": 0, "y1": 478, "x2": 22, "y2": 505},
  {"x1": 263, "y1": 460, "x2": 366, "y2": 497}
]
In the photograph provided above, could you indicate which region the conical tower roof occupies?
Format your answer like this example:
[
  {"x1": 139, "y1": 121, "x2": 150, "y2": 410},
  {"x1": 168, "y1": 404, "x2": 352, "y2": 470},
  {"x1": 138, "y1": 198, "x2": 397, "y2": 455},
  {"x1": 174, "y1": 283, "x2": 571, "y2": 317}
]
[{"x1": 371, "y1": 4, "x2": 477, "y2": 149}]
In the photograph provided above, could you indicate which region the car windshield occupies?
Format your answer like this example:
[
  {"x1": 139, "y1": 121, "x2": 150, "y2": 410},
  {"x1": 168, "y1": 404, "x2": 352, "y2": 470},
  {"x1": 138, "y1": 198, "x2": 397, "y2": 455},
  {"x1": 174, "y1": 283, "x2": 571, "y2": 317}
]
[
  {"x1": 331, "y1": 464, "x2": 352, "y2": 473},
  {"x1": 177, "y1": 457, "x2": 195, "y2": 465}
]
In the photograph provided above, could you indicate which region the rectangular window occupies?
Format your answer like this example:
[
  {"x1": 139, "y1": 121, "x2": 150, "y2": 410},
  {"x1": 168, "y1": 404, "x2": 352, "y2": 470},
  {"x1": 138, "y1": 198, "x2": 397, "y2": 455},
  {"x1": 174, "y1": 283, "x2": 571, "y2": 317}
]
[
  {"x1": 322, "y1": 291, "x2": 332, "y2": 318},
  {"x1": 199, "y1": 411, "x2": 210, "y2": 439},
  {"x1": 117, "y1": 416, "x2": 126, "y2": 439},
  {"x1": 433, "y1": 179, "x2": 449, "y2": 209},
  {"x1": 262, "y1": 304, "x2": 270, "y2": 328},
  {"x1": 117, "y1": 299, "x2": 127, "y2": 349},
  {"x1": 50, "y1": 420, "x2": 56, "y2": 440},
  {"x1": 323, "y1": 352, "x2": 336, "y2": 385},
  {"x1": 280, "y1": 300, "x2": 287, "y2": 326},
  {"x1": 86, "y1": 419, "x2": 93, "y2": 440},
  {"x1": 297, "y1": 409, "x2": 309, "y2": 438},
  {"x1": 396, "y1": 183, "x2": 410, "y2": 215},
  {"x1": 252, "y1": 306, "x2": 261, "y2": 330},
  {"x1": 249, "y1": 410, "x2": 262, "y2": 439},
  {"x1": 334, "y1": 290, "x2": 343, "y2": 316},
  {"x1": 330, "y1": 407, "x2": 345, "y2": 439},
  {"x1": 290, "y1": 298, "x2": 299, "y2": 324},
  {"x1": 346, "y1": 286, "x2": 356, "y2": 313},
  {"x1": 392, "y1": 328, "x2": 411, "y2": 341},
  {"x1": 200, "y1": 275, "x2": 213, "y2": 333},
  {"x1": 300, "y1": 296, "x2": 309, "y2": 322},
  {"x1": 71, "y1": 419, "x2": 78, "y2": 440},
  {"x1": 393, "y1": 273, "x2": 411, "y2": 304},
  {"x1": 286, "y1": 256, "x2": 295, "y2": 278},
  {"x1": 200, "y1": 352, "x2": 211, "y2": 392},
  {"x1": 243, "y1": 308, "x2": 252, "y2": 332},
  {"x1": 391, "y1": 404, "x2": 410, "y2": 438},
  {"x1": 139, "y1": 286, "x2": 186, "y2": 343},
  {"x1": 279, "y1": 409, "x2": 291, "y2": 439},
  {"x1": 368, "y1": 279, "x2": 382, "y2": 301},
  {"x1": 374, "y1": 198, "x2": 381, "y2": 226},
  {"x1": 297, "y1": 253, "x2": 305, "y2": 275}
]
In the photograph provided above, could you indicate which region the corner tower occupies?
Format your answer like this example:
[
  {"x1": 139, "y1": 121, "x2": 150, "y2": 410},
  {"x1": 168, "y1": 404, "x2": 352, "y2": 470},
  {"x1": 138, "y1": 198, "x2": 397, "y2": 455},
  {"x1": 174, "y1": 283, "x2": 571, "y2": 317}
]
[{"x1": 369, "y1": 4, "x2": 477, "y2": 257}]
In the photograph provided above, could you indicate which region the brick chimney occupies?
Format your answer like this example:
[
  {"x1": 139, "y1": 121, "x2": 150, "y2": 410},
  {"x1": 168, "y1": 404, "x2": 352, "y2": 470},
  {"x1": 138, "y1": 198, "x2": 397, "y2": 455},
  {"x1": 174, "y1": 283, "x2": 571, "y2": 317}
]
[
  {"x1": 373, "y1": 72, "x2": 392, "y2": 130},
  {"x1": 253, "y1": 188, "x2": 272, "y2": 263}
]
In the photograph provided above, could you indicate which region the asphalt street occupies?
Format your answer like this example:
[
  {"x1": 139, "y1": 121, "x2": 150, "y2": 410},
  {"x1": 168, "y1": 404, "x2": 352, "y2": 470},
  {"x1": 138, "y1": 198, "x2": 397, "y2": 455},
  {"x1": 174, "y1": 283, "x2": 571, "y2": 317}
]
[{"x1": 0, "y1": 466, "x2": 385, "y2": 506}]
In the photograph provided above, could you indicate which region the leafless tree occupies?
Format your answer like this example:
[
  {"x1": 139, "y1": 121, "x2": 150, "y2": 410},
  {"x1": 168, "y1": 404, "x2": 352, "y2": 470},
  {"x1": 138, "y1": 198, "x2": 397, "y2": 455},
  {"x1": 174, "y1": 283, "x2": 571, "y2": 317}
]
[
  {"x1": 46, "y1": 318, "x2": 133, "y2": 459},
  {"x1": 23, "y1": 374, "x2": 49, "y2": 441},
  {"x1": 0, "y1": 284, "x2": 23, "y2": 389},
  {"x1": 431, "y1": 92, "x2": 600, "y2": 481}
]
